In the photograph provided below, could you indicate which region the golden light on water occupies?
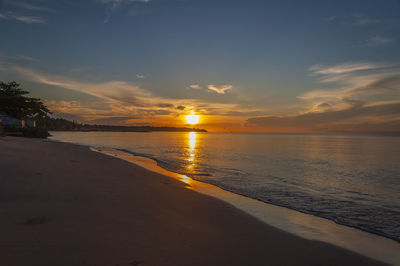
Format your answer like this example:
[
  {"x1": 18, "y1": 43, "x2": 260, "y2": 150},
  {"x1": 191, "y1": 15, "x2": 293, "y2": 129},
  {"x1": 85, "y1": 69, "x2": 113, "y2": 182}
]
[
  {"x1": 188, "y1": 132, "x2": 197, "y2": 150},
  {"x1": 185, "y1": 112, "x2": 200, "y2": 125},
  {"x1": 186, "y1": 132, "x2": 197, "y2": 172},
  {"x1": 177, "y1": 132, "x2": 198, "y2": 186}
]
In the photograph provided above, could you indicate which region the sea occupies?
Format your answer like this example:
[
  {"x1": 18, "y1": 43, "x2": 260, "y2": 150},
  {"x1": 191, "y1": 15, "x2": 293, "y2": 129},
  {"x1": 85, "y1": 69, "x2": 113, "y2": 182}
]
[{"x1": 50, "y1": 131, "x2": 400, "y2": 243}]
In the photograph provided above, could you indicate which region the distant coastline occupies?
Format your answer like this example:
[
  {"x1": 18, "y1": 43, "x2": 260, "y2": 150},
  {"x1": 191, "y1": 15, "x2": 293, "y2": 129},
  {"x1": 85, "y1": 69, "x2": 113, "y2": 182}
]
[
  {"x1": 50, "y1": 126, "x2": 207, "y2": 133},
  {"x1": 43, "y1": 117, "x2": 207, "y2": 133}
]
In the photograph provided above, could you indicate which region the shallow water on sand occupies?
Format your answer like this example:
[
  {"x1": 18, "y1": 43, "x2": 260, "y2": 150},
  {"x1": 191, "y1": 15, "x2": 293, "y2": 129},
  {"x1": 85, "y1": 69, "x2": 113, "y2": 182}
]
[{"x1": 50, "y1": 132, "x2": 400, "y2": 242}]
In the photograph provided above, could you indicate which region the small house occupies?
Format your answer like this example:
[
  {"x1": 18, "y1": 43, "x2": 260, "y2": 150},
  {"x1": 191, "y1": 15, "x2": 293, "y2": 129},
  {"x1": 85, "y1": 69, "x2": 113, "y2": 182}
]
[
  {"x1": 26, "y1": 119, "x2": 36, "y2": 128},
  {"x1": 0, "y1": 113, "x2": 36, "y2": 128},
  {"x1": 0, "y1": 114, "x2": 24, "y2": 128}
]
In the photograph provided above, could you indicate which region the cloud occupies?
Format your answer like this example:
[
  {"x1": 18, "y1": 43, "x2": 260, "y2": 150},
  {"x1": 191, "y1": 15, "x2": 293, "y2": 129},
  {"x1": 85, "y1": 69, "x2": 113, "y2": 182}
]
[
  {"x1": 217, "y1": 109, "x2": 270, "y2": 117},
  {"x1": 364, "y1": 73, "x2": 400, "y2": 89},
  {"x1": 136, "y1": 73, "x2": 146, "y2": 79},
  {"x1": 45, "y1": 100, "x2": 108, "y2": 122},
  {"x1": 249, "y1": 61, "x2": 400, "y2": 133},
  {"x1": 46, "y1": 100, "x2": 142, "y2": 125},
  {"x1": 189, "y1": 84, "x2": 201, "y2": 89},
  {"x1": 247, "y1": 102, "x2": 400, "y2": 133},
  {"x1": 0, "y1": 53, "x2": 37, "y2": 62},
  {"x1": 303, "y1": 62, "x2": 400, "y2": 104},
  {"x1": 50, "y1": 111, "x2": 85, "y2": 123},
  {"x1": 311, "y1": 102, "x2": 332, "y2": 112},
  {"x1": 302, "y1": 63, "x2": 399, "y2": 109},
  {"x1": 14, "y1": 55, "x2": 37, "y2": 61},
  {"x1": 353, "y1": 14, "x2": 381, "y2": 25},
  {"x1": 87, "y1": 116, "x2": 138, "y2": 125},
  {"x1": 98, "y1": 0, "x2": 150, "y2": 4},
  {"x1": 367, "y1": 35, "x2": 393, "y2": 47},
  {"x1": 0, "y1": 11, "x2": 45, "y2": 23},
  {"x1": 326, "y1": 16, "x2": 336, "y2": 22},
  {"x1": 304, "y1": 62, "x2": 400, "y2": 100},
  {"x1": 45, "y1": 100, "x2": 103, "y2": 115},
  {"x1": 9, "y1": 2, "x2": 55, "y2": 12},
  {"x1": 5, "y1": 65, "x2": 245, "y2": 123},
  {"x1": 14, "y1": 66, "x2": 152, "y2": 106},
  {"x1": 97, "y1": 0, "x2": 151, "y2": 22},
  {"x1": 157, "y1": 103, "x2": 174, "y2": 108},
  {"x1": 309, "y1": 62, "x2": 391, "y2": 75},
  {"x1": 189, "y1": 83, "x2": 233, "y2": 94},
  {"x1": 207, "y1": 84, "x2": 233, "y2": 94}
]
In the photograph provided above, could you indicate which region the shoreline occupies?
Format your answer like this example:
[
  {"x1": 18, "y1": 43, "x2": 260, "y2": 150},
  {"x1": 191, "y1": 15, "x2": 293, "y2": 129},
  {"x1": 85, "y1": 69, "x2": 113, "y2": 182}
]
[
  {"x1": 91, "y1": 146, "x2": 400, "y2": 266},
  {"x1": 47, "y1": 130, "x2": 400, "y2": 245},
  {"x1": 115, "y1": 145, "x2": 399, "y2": 244},
  {"x1": 0, "y1": 137, "x2": 392, "y2": 265}
]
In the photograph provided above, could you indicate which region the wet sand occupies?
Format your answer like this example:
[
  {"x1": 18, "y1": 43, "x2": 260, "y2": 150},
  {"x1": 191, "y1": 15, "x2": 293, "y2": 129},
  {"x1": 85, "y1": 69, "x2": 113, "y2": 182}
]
[{"x1": 0, "y1": 137, "x2": 386, "y2": 266}]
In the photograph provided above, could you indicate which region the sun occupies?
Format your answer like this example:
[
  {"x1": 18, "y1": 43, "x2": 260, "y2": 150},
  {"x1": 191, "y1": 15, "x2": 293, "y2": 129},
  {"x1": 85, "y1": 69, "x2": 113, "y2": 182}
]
[{"x1": 185, "y1": 113, "x2": 200, "y2": 125}]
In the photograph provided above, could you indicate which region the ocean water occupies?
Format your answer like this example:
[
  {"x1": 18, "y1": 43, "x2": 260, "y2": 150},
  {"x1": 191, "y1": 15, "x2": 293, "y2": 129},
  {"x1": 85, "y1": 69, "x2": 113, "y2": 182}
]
[{"x1": 50, "y1": 131, "x2": 400, "y2": 242}]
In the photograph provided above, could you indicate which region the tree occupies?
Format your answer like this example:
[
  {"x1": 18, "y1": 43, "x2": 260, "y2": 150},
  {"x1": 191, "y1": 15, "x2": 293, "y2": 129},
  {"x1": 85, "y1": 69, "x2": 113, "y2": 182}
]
[{"x1": 0, "y1": 81, "x2": 51, "y2": 120}]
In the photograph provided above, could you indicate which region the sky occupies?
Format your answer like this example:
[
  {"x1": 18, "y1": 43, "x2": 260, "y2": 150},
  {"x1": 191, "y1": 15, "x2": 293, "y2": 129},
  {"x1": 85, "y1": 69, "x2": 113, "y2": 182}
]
[{"x1": 0, "y1": 0, "x2": 399, "y2": 133}]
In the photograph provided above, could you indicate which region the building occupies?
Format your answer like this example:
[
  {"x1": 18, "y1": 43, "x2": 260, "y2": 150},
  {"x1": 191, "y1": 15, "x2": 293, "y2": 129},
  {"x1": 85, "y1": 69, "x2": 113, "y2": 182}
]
[
  {"x1": 26, "y1": 119, "x2": 36, "y2": 128},
  {"x1": 0, "y1": 113, "x2": 36, "y2": 128}
]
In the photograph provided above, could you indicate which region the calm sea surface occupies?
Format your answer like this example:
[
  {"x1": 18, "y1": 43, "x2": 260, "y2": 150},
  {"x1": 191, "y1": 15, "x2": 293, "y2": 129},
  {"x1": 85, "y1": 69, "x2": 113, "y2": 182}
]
[{"x1": 50, "y1": 132, "x2": 400, "y2": 242}]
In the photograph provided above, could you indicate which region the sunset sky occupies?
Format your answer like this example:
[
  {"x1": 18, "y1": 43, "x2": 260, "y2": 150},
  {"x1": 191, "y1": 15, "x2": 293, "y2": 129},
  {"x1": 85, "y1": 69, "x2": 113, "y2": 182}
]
[{"x1": 0, "y1": 0, "x2": 399, "y2": 133}]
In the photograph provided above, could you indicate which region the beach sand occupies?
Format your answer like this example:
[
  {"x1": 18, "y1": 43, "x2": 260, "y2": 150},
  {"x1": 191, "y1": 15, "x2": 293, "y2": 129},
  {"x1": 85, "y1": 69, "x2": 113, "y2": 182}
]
[{"x1": 0, "y1": 137, "x2": 386, "y2": 266}]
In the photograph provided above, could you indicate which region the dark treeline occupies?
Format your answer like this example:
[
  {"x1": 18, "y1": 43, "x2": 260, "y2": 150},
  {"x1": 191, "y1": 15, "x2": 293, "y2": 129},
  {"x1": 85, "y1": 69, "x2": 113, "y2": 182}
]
[
  {"x1": 41, "y1": 117, "x2": 207, "y2": 133},
  {"x1": 1, "y1": 81, "x2": 207, "y2": 137}
]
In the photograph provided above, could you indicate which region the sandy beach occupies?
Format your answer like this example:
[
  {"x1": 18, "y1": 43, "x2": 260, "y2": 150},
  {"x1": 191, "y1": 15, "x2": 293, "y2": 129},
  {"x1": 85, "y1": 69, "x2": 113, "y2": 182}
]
[{"x1": 0, "y1": 137, "x2": 386, "y2": 266}]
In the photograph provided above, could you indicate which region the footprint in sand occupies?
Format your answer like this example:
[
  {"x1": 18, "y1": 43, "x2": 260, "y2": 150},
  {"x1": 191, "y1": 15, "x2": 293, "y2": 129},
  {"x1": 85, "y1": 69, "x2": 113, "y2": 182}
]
[
  {"x1": 24, "y1": 216, "x2": 52, "y2": 225},
  {"x1": 130, "y1": 260, "x2": 144, "y2": 266}
]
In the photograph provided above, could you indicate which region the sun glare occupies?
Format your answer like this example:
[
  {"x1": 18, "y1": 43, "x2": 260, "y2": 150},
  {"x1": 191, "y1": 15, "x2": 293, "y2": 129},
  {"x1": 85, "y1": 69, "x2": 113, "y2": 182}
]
[{"x1": 185, "y1": 113, "x2": 200, "y2": 125}]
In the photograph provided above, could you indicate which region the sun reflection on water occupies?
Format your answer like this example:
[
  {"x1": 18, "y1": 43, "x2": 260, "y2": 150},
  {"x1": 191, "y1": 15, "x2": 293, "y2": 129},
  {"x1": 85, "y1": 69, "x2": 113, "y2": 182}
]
[{"x1": 186, "y1": 132, "x2": 197, "y2": 170}]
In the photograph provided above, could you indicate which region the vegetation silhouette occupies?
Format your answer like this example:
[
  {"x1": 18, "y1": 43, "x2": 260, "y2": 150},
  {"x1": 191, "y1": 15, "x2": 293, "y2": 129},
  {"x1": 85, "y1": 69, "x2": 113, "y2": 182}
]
[
  {"x1": 0, "y1": 81, "x2": 50, "y2": 120},
  {"x1": 0, "y1": 81, "x2": 207, "y2": 137},
  {"x1": 42, "y1": 117, "x2": 207, "y2": 133}
]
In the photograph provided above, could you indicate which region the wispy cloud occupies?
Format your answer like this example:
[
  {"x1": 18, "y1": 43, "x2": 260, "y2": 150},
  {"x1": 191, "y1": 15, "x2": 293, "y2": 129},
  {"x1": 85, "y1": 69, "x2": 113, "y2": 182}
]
[
  {"x1": 87, "y1": 116, "x2": 139, "y2": 125},
  {"x1": 189, "y1": 83, "x2": 233, "y2": 94},
  {"x1": 247, "y1": 101, "x2": 400, "y2": 133},
  {"x1": 99, "y1": 0, "x2": 150, "y2": 5},
  {"x1": 136, "y1": 73, "x2": 147, "y2": 79},
  {"x1": 309, "y1": 62, "x2": 390, "y2": 75},
  {"x1": 45, "y1": 100, "x2": 99, "y2": 120},
  {"x1": 247, "y1": 61, "x2": 400, "y2": 133},
  {"x1": 0, "y1": 53, "x2": 37, "y2": 62},
  {"x1": 13, "y1": 66, "x2": 153, "y2": 106},
  {"x1": 189, "y1": 84, "x2": 201, "y2": 89},
  {"x1": 97, "y1": 0, "x2": 151, "y2": 22},
  {"x1": 9, "y1": 2, "x2": 55, "y2": 12},
  {"x1": 326, "y1": 16, "x2": 336, "y2": 22},
  {"x1": 367, "y1": 35, "x2": 393, "y2": 47},
  {"x1": 4, "y1": 65, "x2": 243, "y2": 123},
  {"x1": 15, "y1": 55, "x2": 37, "y2": 61},
  {"x1": 207, "y1": 84, "x2": 233, "y2": 94},
  {"x1": 353, "y1": 14, "x2": 381, "y2": 25},
  {"x1": 0, "y1": 11, "x2": 45, "y2": 24},
  {"x1": 302, "y1": 62, "x2": 399, "y2": 102}
]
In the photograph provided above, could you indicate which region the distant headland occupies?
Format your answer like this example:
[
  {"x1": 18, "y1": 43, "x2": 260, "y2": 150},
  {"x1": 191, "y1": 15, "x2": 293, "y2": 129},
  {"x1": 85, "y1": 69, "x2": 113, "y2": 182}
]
[{"x1": 44, "y1": 117, "x2": 207, "y2": 133}]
